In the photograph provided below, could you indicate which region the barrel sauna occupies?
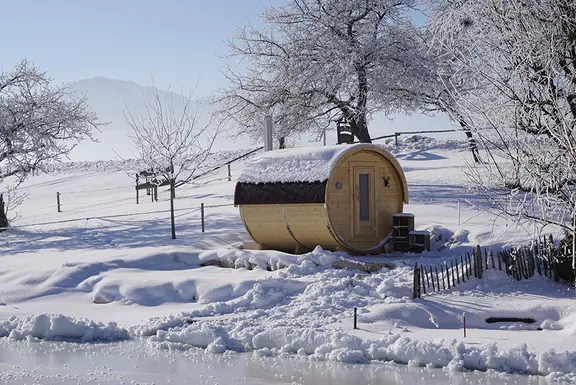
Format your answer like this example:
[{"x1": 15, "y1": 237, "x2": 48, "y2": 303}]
[{"x1": 234, "y1": 143, "x2": 409, "y2": 255}]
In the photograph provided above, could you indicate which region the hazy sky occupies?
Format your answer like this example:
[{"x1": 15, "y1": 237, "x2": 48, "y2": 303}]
[
  {"x1": 0, "y1": 0, "x2": 283, "y2": 96},
  {"x1": 0, "y1": 0, "x2": 457, "y2": 150}
]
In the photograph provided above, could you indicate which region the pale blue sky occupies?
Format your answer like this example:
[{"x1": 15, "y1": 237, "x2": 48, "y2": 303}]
[
  {"x1": 0, "y1": 0, "x2": 283, "y2": 96},
  {"x1": 0, "y1": 0, "x2": 455, "y2": 155}
]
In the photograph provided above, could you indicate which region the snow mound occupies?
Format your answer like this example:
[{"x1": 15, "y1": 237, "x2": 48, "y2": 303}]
[
  {"x1": 0, "y1": 314, "x2": 129, "y2": 342},
  {"x1": 147, "y1": 321, "x2": 576, "y2": 377}
]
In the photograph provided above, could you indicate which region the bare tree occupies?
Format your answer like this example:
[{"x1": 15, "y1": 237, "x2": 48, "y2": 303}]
[
  {"x1": 0, "y1": 59, "x2": 101, "y2": 229},
  {"x1": 215, "y1": 0, "x2": 427, "y2": 143},
  {"x1": 429, "y1": 0, "x2": 576, "y2": 254},
  {"x1": 125, "y1": 83, "x2": 218, "y2": 239},
  {"x1": 391, "y1": 28, "x2": 482, "y2": 162}
]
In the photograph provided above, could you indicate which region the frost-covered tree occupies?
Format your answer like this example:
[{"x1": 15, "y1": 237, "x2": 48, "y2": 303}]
[
  {"x1": 216, "y1": 0, "x2": 427, "y2": 143},
  {"x1": 429, "y1": 0, "x2": 576, "y2": 235},
  {"x1": 0, "y1": 59, "x2": 101, "y2": 229},
  {"x1": 125, "y1": 84, "x2": 218, "y2": 239}
]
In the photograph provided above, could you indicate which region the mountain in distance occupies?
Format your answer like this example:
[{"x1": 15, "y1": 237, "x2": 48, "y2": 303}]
[
  {"x1": 64, "y1": 77, "x2": 460, "y2": 162},
  {"x1": 65, "y1": 77, "x2": 251, "y2": 161}
]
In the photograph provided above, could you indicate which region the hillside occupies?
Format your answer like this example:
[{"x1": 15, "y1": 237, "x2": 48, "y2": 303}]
[{"x1": 65, "y1": 77, "x2": 251, "y2": 161}]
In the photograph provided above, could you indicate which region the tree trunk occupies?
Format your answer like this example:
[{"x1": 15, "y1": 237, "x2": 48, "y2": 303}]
[
  {"x1": 349, "y1": 118, "x2": 372, "y2": 143},
  {"x1": 0, "y1": 194, "x2": 7, "y2": 232},
  {"x1": 170, "y1": 180, "x2": 176, "y2": 240},
  {"x1": 459, "y1": 119, "x2": 481, "y2": 163},
  {"x1": 279, "y1": 136, "x2": 286, "y2": 149}
]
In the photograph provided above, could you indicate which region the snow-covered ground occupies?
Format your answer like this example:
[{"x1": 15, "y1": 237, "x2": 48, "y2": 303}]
[{"x1": 0, "y1": 138, "x2": 575, "y2": 382}]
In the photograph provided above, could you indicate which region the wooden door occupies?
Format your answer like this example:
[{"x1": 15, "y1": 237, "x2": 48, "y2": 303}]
[{"x1": 351, "y1": 164, "x2": 376, "y2": 241}]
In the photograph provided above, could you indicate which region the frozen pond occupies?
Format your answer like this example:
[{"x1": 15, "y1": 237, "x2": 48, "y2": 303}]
[{"x1": 0, "y1": 339, "x2": 562, "y2": 385}]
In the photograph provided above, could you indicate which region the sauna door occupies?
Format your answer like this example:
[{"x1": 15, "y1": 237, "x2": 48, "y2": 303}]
[{"x1": 351, "y1": 164, "x2": 376, "y2": 241}]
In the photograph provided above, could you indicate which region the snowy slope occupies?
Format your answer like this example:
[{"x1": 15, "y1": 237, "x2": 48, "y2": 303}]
[{"x1": 0, "y1": 138, "x2": 574, "y2": 380}]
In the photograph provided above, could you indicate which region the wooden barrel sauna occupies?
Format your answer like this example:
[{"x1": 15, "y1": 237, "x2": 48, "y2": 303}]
[{"x1": 234, "y1": 143, "x2": 409, "y2": 255}]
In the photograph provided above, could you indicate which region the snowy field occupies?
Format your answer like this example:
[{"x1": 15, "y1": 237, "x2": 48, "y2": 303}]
[{"x1": 0, "y1": 138, "x2": 575, "y2": 382}]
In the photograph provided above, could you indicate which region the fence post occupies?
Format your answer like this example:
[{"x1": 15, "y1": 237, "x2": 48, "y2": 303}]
[
  {"x1": 353, "y1": 307, "x2": 358, "y2": 329},
  {"x1": 476, "y1": 245, "x2": 483, "y2": 279},
  {"x1": 201, "y1": 203, "x2": 205, "y2": 233},
  {"x1": 421, "y1": 266, "x2": 426, "y2": 295},
  {"x1": 412, "y1": 263, "x2": 418, "y2": 299},
  {"x1": 228, "y1": 164, "x2": 232, "y2": 182},
  {"x1": 136, "y1": 175, "x2": 139, "y2": 205},
  {"x1": 57, "y1": 192, "x2": 61, "y2": 213},
  {"x1": 394, "y1": 133, "x2": 399, "y2": 146}
]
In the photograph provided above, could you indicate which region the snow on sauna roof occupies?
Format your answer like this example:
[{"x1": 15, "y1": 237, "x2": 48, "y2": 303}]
[{"x1": 238, "y1": 143, "x2": 394, "y2": 184}]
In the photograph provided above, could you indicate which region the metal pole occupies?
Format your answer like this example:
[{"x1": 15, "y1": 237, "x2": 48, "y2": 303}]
[
  {"x1": 457, "y1": 199, "x2": 461, "y2": 226},
  {"x1": 353, "y1": 307, "x2": 358, "y2": 329},
  {"x1": 201, "y1": 203, "x2": 205, "y2": 233},
  {"x1": 57, "y1": 192, "x2": 61, "y2": 213},
  {"x1": 463, "y1": 313, "x2": 467, "y2": 337}
]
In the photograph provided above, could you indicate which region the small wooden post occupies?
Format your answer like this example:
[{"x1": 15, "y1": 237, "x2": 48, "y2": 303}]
[
  {"x1": 451, "y1": 260, "x2": 456, "y2": 287},
  {"x1": 463, "y1": 313, "x2": 467, "y2": 338},
  {"x1": 445, "y1": 263, "x2": 451, "y2": 289},
  {"x1": 430, "y1": 266, "x2": 435, "y2": 292},
  {"x1": 201, "y1": 203, "x2": 205, "y2": 233},
  {"x1": 460, "y1": 255, "x2": 466, "y2": 282},
  {"x1": 490, "y1": 250, "x2": 495, "y2": 270},
  {"x1": 154, "y1": 186, "x2": 158, "y2": 202},
  {"x1": 394, "y1": 133, "x2": 399, "y2": 146},
  {"x1": 441, "y1": 264, "x2": 446, "y2": 290},
  {"x1": 57, "y1": 192, "x2": 61, "y2": 213},
  {"x1": 353, "y1": 307, "x2": 358, "y2": 329},
  {"x1": 227, "y1": 163, "x2": 232, "y2": 182},
  {"x1": 421, "y1": 266, "x2": 427, "y2": 295},
  {"x1": 413, "y1": 263, "x2": 418, "y2": 299},
  {"x1": 136, "y1": 174, "x2": 139, "y2": 205},
  {"x1": 476, "y1": 245, "x2": 483, "y2": 279},
  {"x1": 435, "y1": 265, "x2": 440, "y2": 291},
  {"x1": 455, "y1": 259, "x2": 460, "y2": 284}
]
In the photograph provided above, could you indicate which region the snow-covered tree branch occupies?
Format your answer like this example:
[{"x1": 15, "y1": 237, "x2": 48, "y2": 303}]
[
  {"x1": 0, "y1": 59, "x2": 102, "y2": 228},
  {"x1": 429, "y1": 0, "x2": 576, "y2": 234},
  {"x1": 215, "y1": 0, "x2": 428, "y2": 143}
]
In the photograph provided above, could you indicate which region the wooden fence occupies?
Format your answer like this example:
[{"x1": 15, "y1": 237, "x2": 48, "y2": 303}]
[
  {"x1": 413, "y1": 236, "x2": 575, "y2": 299},
  {"x1": 413, "y1": 245, "x2": 493, "y2": 299},
  {"x1": 499, "y1": 235, "x2": 575, "y2": 283}
]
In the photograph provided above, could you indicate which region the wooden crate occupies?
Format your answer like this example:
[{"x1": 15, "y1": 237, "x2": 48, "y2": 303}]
[
  {"x1": 409, "y1": 230, "x2": 430, "y2": 253},
  {"x1": 392, "y1": 213, "x2": 414, "y2": 252}
]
